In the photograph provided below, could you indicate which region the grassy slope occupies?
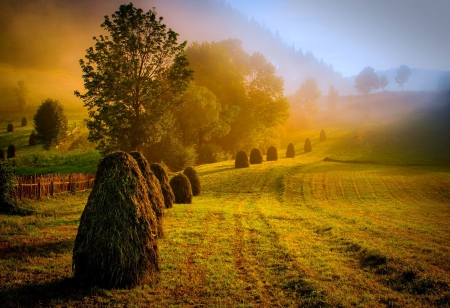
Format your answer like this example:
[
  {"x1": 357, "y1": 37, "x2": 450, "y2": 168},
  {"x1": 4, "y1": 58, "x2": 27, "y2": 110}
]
[{"x1": 1, "y1": 101, "x2": 450, "y2": 307}]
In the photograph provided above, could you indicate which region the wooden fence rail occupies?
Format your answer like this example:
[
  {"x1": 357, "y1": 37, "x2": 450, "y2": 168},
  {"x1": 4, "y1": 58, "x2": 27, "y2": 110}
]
[{"x1": 14, "y1": 173, "x2": 95, "y2": 200}]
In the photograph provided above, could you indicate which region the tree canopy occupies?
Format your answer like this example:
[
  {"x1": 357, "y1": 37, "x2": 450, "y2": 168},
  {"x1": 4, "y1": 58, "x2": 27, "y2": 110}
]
[
  {"x1": 75, "y1": 3, "x2": 193, "y2": 153},
  {"x1": 354, "y1": 66, "x2": 380, "y2": 97},
  {"x1": 291, "y1": 77, "x2": 322, "y2": 116},
  {"x1": 33, "y1": 98, "x2": 68, "y2": 150},
  {"x1": 395, "y1": 65, "x2": 411, "y2": 91},
  {"x1": 378, "y1": 75, "x2": 389, "y2": 90}
]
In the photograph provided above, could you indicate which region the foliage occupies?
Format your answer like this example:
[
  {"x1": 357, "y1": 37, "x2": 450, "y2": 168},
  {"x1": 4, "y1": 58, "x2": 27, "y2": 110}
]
[
  {"x1": 304, "y1": 138, "x2": 312, "y2": 152},
  {"x1": 197, "y1": 143, "x2": 228, "y2": 164},
  {"x1": 0, "y1": 149, "x2": 4, "y2": 160},
  {"x1": 235, "y1": 150, "x2": 250, "y2": 168},
  {"x1": 75, "y1": 3, "x2": 193, "y2": 153},
  {"x1": 183, "y1": 166, "x2": 201, "y2": 196},
  {"x1": 379, "y1": 75, "x2": 389, "y2": 90},
  {"x1": 6, "y1": 123, "x2": 14, "y2": 132},
  {"x1": 327, "y1": 85, "x2": 339, "y2": 113},
  {"x1": 14, "y1": 80, "x2": 29, "y2": 111},
  {"x1": 33, "y1": 98, "x2": 68, "y2": 150},
  {"x1": 395, "y1": 65, "x2": 411, "y2": 91},
  {"x1": 21, "y1": 117, "x2": 28, "y2": 127},
  {"x1": 0, "y1": 160, "x2": 32, "y2": 215},
  {"x1": 7, "y1": 144, "x2": 15, "y2": 159},
  {"x1": 249, "y1": 148, "x2": 263, "y2": 164},
  {"x1": 150, "y1": 163, "x2": 175, "y2": 209},
  {"x1": 320, "y1": 129, "x2": 326, "y2": 142},
  {"x1": 286, "y1": 143, "x2": 295, "y2": 158},
  {"x1": 354, "y1": 66, "x2": 380, "y2": 96},
  {"x1": 169, "y1": 173, "x2": 193, "y2": 204},
  {"x1": 290, "y1": 78, "x2": 322, "y2": 117},
  {"x1": 266, "y1": 146, "x2": 278, "y2": 161},
  {"x1": 72, "y1": 151, "x2": 159, "y2": 288}
]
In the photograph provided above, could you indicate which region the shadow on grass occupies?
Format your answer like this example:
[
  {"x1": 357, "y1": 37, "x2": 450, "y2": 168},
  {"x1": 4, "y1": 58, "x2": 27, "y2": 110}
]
[
  {"x1": 198, "y1": 165, "x2": 235, "y2": 176},
  {"x1": 0, "y1": 239, "x2": 74, "y2": 260}
]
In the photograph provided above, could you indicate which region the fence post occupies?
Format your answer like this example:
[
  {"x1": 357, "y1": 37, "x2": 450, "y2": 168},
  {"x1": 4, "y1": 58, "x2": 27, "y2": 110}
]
[
  {"x1": 50, "y1": 181, "x2": 54, "y2": 197},
  {"x1": 37, "y1": 182, "x2": 41, "y2": 200},
  {"x1": 19, "y1": 183, "x2": 22, "y2": 201}
]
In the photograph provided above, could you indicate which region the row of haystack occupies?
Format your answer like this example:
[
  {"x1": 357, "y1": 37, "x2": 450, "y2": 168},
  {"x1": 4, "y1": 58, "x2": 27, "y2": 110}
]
[
  {"x1": 235, "y1": 129, "x2": 327, "y2": 167},
  {"x1": 72, "y1": 151, "x2": 201, "y2": 289}
]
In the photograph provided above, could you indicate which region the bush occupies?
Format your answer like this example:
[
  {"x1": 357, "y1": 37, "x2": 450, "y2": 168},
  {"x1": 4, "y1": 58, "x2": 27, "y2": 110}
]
[
  {"x1": 183, "y1": 166, "x2": 201, "y2": 196},
  {"x1": 0, "y1": 160, "x2": 32, "y2": 216},
  {"x1": 169, "y1": 173, "x2": 193, "y2": 204},
  {"x1": 197, "y1": 143, "x2": 227, "y2": 164},
  {"x1": 34, "y1": 98, "x2": 68, "y2": 150},
  {"x1": 0, "y1": 149, "x2": 4, "y2": 160},
  {"x1": 249, "y1": 148, "x2": 263, "y2": 164},
  {"x1": 320, "y1": 129, "x2": 326, "y2": 142},
  {"x1": 7, "y1": 123, "x2": 14, "y2": 132},
  {"x1": 72, "y1": 151, "x2": 159, "y2": 288},
  {"x1": 266, "y1": 146, "x2": 278, "y2": 161},
  {"x1": 235, "y1": 150, "x2": 250, "y2": 168},
  {"x1": 304, "y1": 138, "x2": 312, "y2": 152},
  {"x1": 286, "y1": 143, "x2": 295, "y2": 158},
  {"x1": 29, "y1": 130, "x2": 38, "y2": 146},
  {"x1": 150, "y1": 163, "x2": 175, "y2": 209},
  {"x1": 130, "y1": 151, "x2": 165, "y2": 238},
  {"x1": 7, "y1": 145, "x2": 15, "y2": 159},
  {"x1": 21, "y1": 117, "x2": 27, "y2": 127}
]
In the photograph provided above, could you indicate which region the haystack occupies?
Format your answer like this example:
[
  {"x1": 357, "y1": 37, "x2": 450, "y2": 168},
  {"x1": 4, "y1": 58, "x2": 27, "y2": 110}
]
[
  {"x1": 249, "y1": 148, "x2": 263, "y2": 164},
  {"x1": 130, "y1": 151, "x2": 165, "y2": 238},
  {"x1": 235, "y1": 150, "x2": 250, "y2": 168},
  {"x1": 183, "y1": 166, "x2": 201, "y2": 196},
  {"x1": 21, "y1": 117, "x2": 27, "y2": 127},
  {"x1": 150, "y1": 163, "x2": 175, "y2": 209},
  {"x1": 7, "y1": 145, "x2": 15, "y2": 159},
  {"x1": 286, "y1": 143, "x2": 295, "y2": 158},
  {"x1": 169, "y1": 173, "x2": 193, "y2": 204},
  {"x1": 266, "y1": 146, "x2": 278, "y2": 161},
  {"x1": 304, "y1": 138, "x2": 312, "y2": 152},
  {"x1": 320, "y1": 129, "x2": 326, "y2": 142},
  {"x1": 72, "y1": 151, "x2": 159, "y2": 288},
  {"x1": 6, "y1": 124, "x2": 14, "y2": 133}
]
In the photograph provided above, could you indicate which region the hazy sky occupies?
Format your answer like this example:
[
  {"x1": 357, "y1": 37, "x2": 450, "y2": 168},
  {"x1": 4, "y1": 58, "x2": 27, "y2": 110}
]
[{"x1": 225, "y1": 0, "x2": 450, "y2": 76}]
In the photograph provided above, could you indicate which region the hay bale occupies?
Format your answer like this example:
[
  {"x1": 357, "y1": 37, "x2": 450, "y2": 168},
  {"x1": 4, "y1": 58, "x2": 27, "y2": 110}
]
[
  {"x1": 7, "y1": 124, "x2": 14, "y2": 133},
  {"x1": 249, "y1": 148, "x2": 263, "y2": 164},
  {"x1": 150, "y1": 163, "x2": 175, "y2": 209},
  {"x1": 286, "y1": 143, "x2": 295, "y2": 158},
  {"x1": 304, "y1": 138, "x2": 312, "y2": 152},
  {"x1": 130, "y1": 151, "x2": 165, "y2": 238},
  {"x1": 21, "y1": 117, "x2": 27, "y2": 127},
  {"x1": 72, "y1": 151, "x2": 159, "y2": 288},
  {"x1": 29, "y1": 131, "x2": 38, "y2": 146},
  {"x1": 266, "y1": 146, "x2": 278, "y2": 161},
  {"x1": 183, "y1": 166, "x2": 201, "y2": 196},
  {"x1": 169, "y1": 173, "x2": 192, "y2": 204},
  {"x1": 7, "y1": 145, "x2": 15, "y2": 159},
  {"x1": 235, "y1": 150, "x2": 250, "y2": 168},
  {"x1": 320, "y1": 129, "x2": 326, "y2": 142}
]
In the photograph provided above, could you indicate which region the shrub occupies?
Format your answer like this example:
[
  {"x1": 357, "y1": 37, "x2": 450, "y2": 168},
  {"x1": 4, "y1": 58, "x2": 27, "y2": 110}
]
[
  {"x1": 0, "y1": 160, "x2": 32, "y2": 216},
  {"x1": 150, "y1": 163, "x2": 175, "y2": 209},
  {"x1": 197, "y1": 143, "x2": 227, "y2": 164},
  {"x1": 21, "y1": 117, "x2": 27, "y2": 127},
  {"x1": 34, "y1": 98, "x2": 68, "y2": 150},
  {"x1": 249, "y1": 148, "x2": 263, "y2": 164},
  {"x1": 0, "y1": 149, "x2": 4, "y2": 160},
  {"x1": 7, "y1": 145, "x2": 15, "y2": 159},
  {"x1": 266, "y1": 146, "x2": 278, "y2": 161},
  {"x1": 183, "y1": 166, "x2": 201, "y2": 196},
  {"x1": 320, "y1": 129, "x2": 326, "y2": 142},
  {"x1": 7, "y1": 123, "x2": 14, "y2": 133},
  {"x1": 304, "y1": 138, "x2": 312, "y2": 152},
  {"x1": 72, "y1": 151, "x2": 159, "y2": 288},
  {"x1": 286, "y1": 143, "x2": 295, "y2": 158},
  {"x1": 235, "y1": 150, "x2": 250, "y2": 168},
  {"x1": 169, "y1": 173, "x2": 193, "y2": 204},
  {"x1": 29, "y1": 130, "x2": 38, "y2": 146},
  {"x1": 130, "y1": 151, "x2": 165, "y2": 238}
]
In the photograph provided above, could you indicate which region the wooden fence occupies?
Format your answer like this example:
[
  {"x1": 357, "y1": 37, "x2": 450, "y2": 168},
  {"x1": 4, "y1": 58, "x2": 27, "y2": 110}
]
[{"x1": 14, "y1": 173, "x2": 95, "y2": 200}]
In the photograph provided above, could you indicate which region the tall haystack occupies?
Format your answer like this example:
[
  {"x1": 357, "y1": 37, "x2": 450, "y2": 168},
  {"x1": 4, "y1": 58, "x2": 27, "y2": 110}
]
[
  {"x1": 304, "y1": 138, "x2": 312, "y2": 152},
  {"x1": 21, "y1": 117, "x2": 28, "y2": 127},
  {"x1": 130, "y1": 151, "x2": 165, "y2": 238},
  {"x1": 169, "y1": 173, "x2": 193, "y2": 204},
  {"x1": 183, "y1": 166, "x2": 201, "y2": 196},
  {"x1": 72, "y1": 151, "x2": 159, "y2": 288},
  {"x1": 249, "y1": 148, "x2": 263, "y2": 164},
  {"x1": 320, "y1": 129, "x2": 326, "y2": 142},
  {"x1": 235, "y1": 150, "x2": 250, "y2": 168},
  {"x1": 266, "y1": 146, "x2": 278, "y2": 161},
  {"x1": 150, "y1": 163, "x2": 175, "y2": 209},
  {"x1": 6, "y1": 124, "x2": 14, "y2": 133},
  {"x1": 286, "y1": 143, "x2": 295, "y2": 158},
  {"x1": 7, "y1": 145, "x2": 15, "y2": 159}
]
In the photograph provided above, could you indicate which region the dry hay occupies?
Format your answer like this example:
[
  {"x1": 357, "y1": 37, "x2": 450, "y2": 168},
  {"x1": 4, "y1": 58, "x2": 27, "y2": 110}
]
[
  {"x1": 7, "y1": 145, "x2": 15, "y2": 159},
  {"x1": 286, "y1": 143, "x2": 295, "y2": 158},
  {"x1": 169, "y1": 173, "x2": 193, "y2": 204},
  {"x1": 266, "y1": 146, "x2": 278, "y2": 161},
  {"x1": 6, "y1": 124, "x2": 14, "y2": 132},
  {"x1": 72, "y1": 151, "x2": 159, "y2": 288},
  {"x1": 183, "y1": 166, "x2": 201, "y2": 196},
  {"x1": 304, "y1": 138, "x2": 312, "y2": 152},
  {"x1": 320, "y1": 129, "x2": 326, "y2": 142},
  {"x1": 130, "y1": 151, "x2": 165, "y2": 238},
  {"x1": 21, "y1": 117, "x2": 27, "y2": 127},
  {"x1": 150, "y1": 163, "x2": 175, "y2": 209},
  {"x1": 249, "y1": 148, "x2": 263, "y2": 164},
  {"x1": 235, "y1": 150, "x2": 250, "y2": 168}
]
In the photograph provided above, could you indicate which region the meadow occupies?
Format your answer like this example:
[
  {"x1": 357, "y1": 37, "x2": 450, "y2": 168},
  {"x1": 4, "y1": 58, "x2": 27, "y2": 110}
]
[{"x1": 0, "y1": 99, "x2": 450, "y2": 307}]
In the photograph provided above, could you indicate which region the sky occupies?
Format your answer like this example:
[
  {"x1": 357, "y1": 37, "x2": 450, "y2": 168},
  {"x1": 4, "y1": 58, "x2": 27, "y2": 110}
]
[{"x1": 224, "y1": 0, "x2": 450, "y2": 76}]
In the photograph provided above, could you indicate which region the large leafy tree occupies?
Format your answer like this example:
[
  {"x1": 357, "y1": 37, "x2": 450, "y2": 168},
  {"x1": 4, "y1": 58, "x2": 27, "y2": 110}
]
[
  {"x1": 75, "y1": 4, "x2": 193, "y2": 153},
  {"x1": 33, "y1": 98, "x2": 68, "y2": 150},
  {"x1": 354, "y1": 66, "x2": 380, "y2": 97},
  {"x1": 395, "y1": 64, "x2": 411, "y2": 91},
  {"x1": 291, "y1": 77, "x2": 322, "y2": 116}
]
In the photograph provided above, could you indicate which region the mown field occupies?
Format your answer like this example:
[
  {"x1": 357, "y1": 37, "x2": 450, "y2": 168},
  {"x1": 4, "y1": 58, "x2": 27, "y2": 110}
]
[{"x1": 1, "y1": 101, "x2": 450, "y2": 307}]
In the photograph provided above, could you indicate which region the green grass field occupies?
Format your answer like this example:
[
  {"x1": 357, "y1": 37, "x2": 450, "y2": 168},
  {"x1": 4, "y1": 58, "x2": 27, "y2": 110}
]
[{"x1": 1, "y1": 100, "x2": 450, "y2": 307}]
